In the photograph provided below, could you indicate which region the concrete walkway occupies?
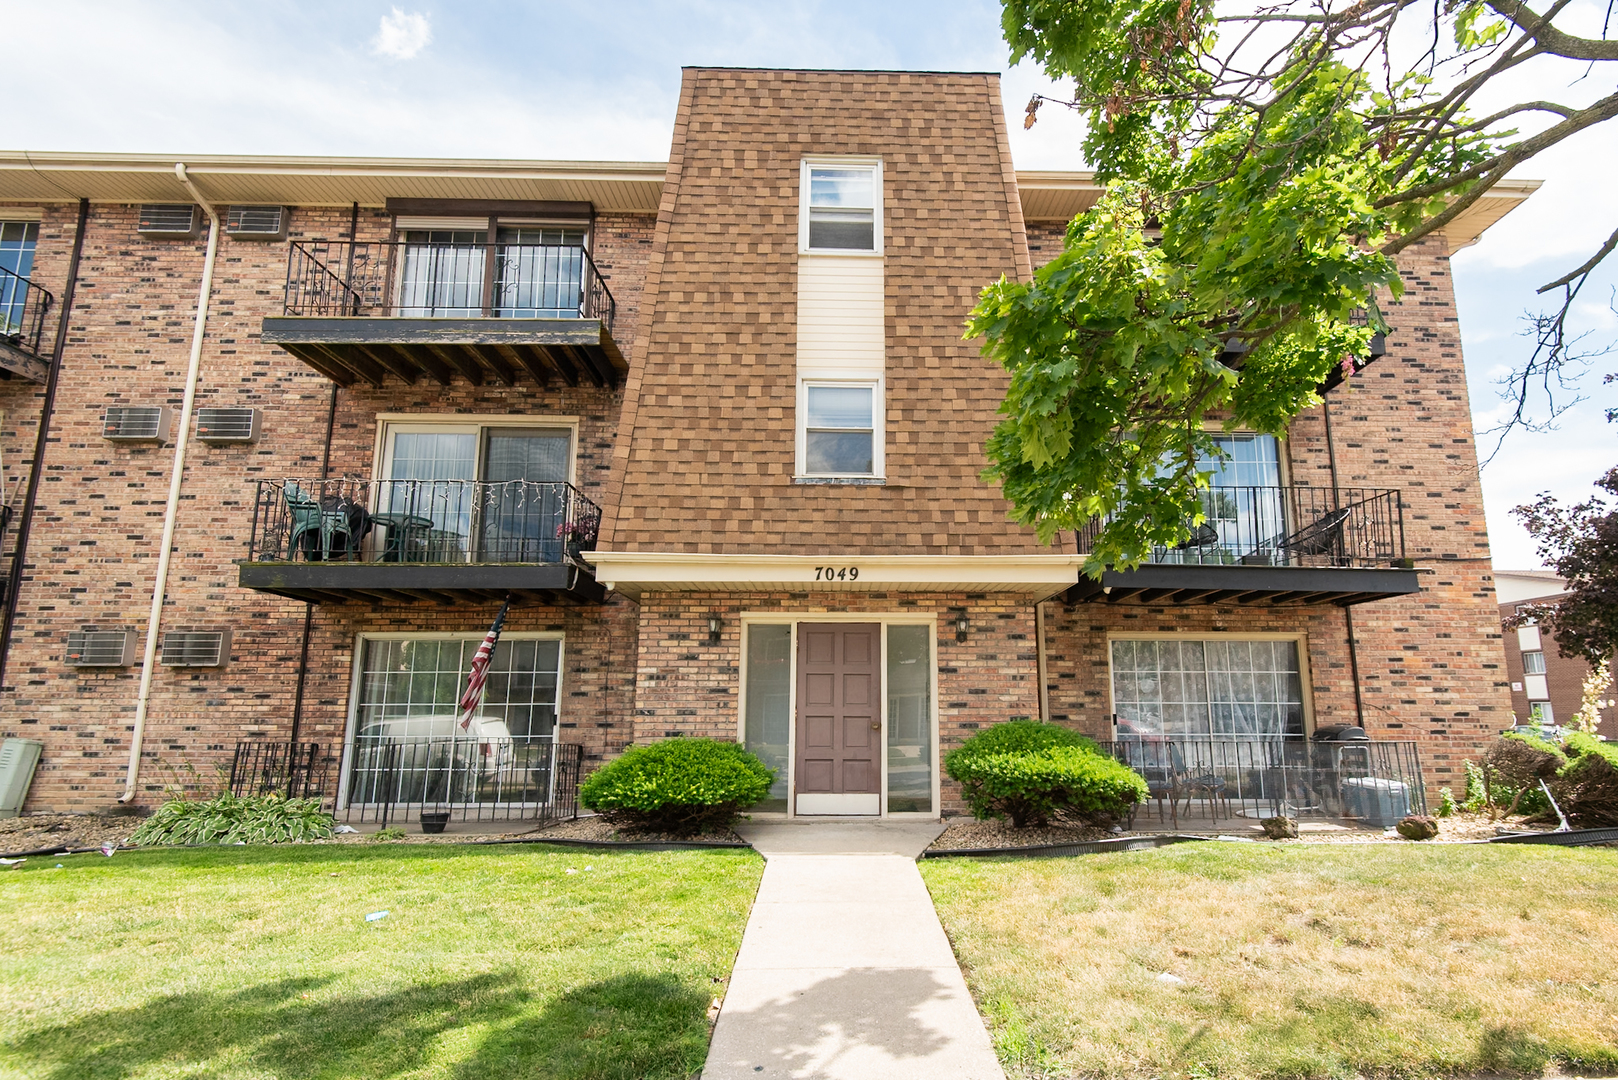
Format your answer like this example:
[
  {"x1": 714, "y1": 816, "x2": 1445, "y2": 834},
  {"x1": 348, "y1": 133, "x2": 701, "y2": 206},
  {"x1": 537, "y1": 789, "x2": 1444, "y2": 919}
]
[{"x1": 703, "y1": 821, "x2": 1005, "y2": 1080}]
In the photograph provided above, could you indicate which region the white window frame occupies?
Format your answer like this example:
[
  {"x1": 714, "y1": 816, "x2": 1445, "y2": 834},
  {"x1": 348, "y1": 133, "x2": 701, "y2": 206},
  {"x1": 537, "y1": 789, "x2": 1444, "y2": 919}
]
[
  {"x1": 338, "y1": 629, "x2": 565, "y2": 809},
  {"x1": 1105, "y1": 631, "x2": 1316, "y2": 735},
  {"x1": 795, "y1": 378, "x2": 884, "y2": 480},
  {"x1": 1529, "y1": 700, "x2": 1554, "y2": 723},
  {"x1": 799, "y1": 157, "x2": 884, "y2": 256},
  {"x1": 372, "y1": 413, "x2": 580, "y2": 487},
  {"x1": 1521, "y1": 650, "x2": 1547, "y2": 675},
  {"x1": 737, "y1": 613, "x2": 940, "y2": 820}
]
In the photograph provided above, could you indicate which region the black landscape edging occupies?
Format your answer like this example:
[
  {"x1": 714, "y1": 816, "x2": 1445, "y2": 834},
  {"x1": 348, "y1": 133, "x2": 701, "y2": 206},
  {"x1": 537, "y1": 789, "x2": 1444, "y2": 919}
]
[
  {"x1": 480, "y1": 835, "x2": 754, "y2": 852},
  {"x1": 920, "y1": 833, "x2": 1211, "y2": 859},
  {"x1": 1487, "y1": 826, "x2": 1618, "y2": 847},
  {"x1": 0, "y1": 844, "x2": 79, "y2": 860}
]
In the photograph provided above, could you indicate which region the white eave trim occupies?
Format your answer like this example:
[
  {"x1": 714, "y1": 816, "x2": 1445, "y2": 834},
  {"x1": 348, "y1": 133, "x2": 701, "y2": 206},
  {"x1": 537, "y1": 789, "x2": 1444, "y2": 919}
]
[{"x1": 583, "y1": 551, "x2": 1086, "y2": 601}]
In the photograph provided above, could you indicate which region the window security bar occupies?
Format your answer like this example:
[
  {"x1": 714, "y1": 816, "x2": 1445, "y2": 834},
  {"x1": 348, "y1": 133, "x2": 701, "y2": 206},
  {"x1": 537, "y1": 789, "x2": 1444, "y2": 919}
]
[
  {"x1": 282, "y1": 239, "x2": 616, "y2": 332},
  {"x1": 245, "y1": 477, "x2": 602, "y2": 566},
  {"x1": 1073, "y1": 485, "x2": 1406, "y2": 569}
]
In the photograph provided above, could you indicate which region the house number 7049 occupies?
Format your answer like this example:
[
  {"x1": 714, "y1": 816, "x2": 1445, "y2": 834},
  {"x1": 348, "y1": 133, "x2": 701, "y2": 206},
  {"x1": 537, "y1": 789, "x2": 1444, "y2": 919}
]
[{"x1": 814, "y1": 566, "x2": 859, "y2": 581}]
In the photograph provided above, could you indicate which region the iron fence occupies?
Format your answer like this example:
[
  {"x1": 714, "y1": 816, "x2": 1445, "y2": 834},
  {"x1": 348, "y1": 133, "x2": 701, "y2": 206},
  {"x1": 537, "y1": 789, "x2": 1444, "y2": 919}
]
[
  {"x1": 228, "y1": 741, "x2": 332, "y2": 801},
  {"x1": 1075, "y1": 485, "x2": 1405, "y2": 568},
  {"x1": 0, "y1": 264, "x2": 53, "y2": 357},
  {"x1": 342, "y1": 737, "x2": 583, "y2": 827},
  {"x1": 1098, "y1": 734, "x2": 1426, "y2": 829},
  {"x1": 283, "y1": 239, "x2": 616, "y2": 332},
  {"x1": 245, "y1": 477, "x2": 602, "y2": 564}
]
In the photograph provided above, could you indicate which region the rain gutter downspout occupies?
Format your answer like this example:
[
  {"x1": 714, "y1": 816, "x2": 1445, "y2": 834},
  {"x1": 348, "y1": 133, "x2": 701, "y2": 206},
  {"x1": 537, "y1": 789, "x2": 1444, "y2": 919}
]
[
  {"x1": 0, "y1": 197, "x2": 89, "y2": 693},
  {"x1": 120, "y1": 164, "x2": 219, "y2": 803}
]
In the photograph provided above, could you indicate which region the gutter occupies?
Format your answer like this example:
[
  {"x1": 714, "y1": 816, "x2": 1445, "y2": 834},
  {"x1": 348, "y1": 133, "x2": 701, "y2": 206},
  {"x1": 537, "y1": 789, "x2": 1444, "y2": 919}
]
[{"x1": 120, "y1": 164, "x2": 219, "y2": 804}]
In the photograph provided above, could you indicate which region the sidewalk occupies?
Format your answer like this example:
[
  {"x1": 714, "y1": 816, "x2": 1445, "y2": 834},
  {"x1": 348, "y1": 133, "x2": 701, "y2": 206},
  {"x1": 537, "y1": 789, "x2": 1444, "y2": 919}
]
[{"x1": 702, "y1": 821, "x2": 1005, "y2": 1080}]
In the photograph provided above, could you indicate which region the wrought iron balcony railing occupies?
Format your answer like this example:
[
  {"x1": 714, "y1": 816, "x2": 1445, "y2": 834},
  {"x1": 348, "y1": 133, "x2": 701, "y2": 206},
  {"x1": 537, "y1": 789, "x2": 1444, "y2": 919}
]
[
  {"x1": 0, "y1": 264, "x2": 53, "y2": 358},
  {"x1": 246, "y1": 477, "x2": 602, "y2": 565},
  {"x1": 282, "y1": 239, "x2": 616, "y2": 332},
  {"x1": 1075, "y1": 485, "x2": 1406, "y2": 569},
  {"x1": 1098, "y1": 733, "x2": 1427, "y2": 829}
]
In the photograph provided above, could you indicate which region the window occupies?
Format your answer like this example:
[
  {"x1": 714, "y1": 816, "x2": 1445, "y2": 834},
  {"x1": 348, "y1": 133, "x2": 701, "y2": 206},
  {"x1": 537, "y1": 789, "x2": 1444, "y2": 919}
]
[
  {"x1": 397, "y1": 226, "x2": 588, "y2": 318},
  {"x1": 1155, "y1": 433, "x2": 1286, "y2": 565},
  {"x1": 1529, "y1": 701, "x2": 1554, "y2": 723},
  {"x1": 347, "y1": 634, "x2": 563, "y2": 807},
  {"x1": 1110, "y1": 638, "x2": 1306, "y2": 737},
  {"x1": 1522, "y1": 650, "x2": 1546, "y2": 675},
  {"x1": 378, "y1": 419, "x2": 576, "y2": 562},
  {"x1": 800, "y1": 383, "x2": 879, "y2": 477},
  {"x1": 743, "y1": 624, "x2": 792, "y2": 813},
  {"x1": 886, "y1": 625, "x2": 933, "y2": 813},
  {"x1": 0, "y1": 221, "x2": 38, "y2": 336},
  {"x1": 801, "y1": 161, "x2": 881, "y2": 253}
]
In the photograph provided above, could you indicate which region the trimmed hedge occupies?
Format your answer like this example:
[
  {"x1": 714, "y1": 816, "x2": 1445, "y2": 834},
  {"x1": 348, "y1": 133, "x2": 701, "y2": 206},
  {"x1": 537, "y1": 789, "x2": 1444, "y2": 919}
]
[
  {"x1": 580, "y1": 738, "x2": 774, "y2": 836},
  {"x1": 1558, "y1": 732, "x2": 1618, "y2": 827},
  {"x1": 129, "y1": 793, "x2": 334, "y2": 846},
  {"x1": 945, "y1": 721, "x2": 1147, "y2": 828}
]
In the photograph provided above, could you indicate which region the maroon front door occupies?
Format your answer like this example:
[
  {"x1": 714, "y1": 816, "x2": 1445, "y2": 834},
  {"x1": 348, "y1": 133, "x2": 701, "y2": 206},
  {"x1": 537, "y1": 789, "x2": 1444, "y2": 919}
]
[{"x1": 795, "y1": 623, "x2": 881, "y2": 815}]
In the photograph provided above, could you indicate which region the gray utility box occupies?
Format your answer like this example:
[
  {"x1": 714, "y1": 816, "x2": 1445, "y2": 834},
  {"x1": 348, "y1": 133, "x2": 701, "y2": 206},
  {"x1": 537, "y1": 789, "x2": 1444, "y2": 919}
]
[
  {"x1": 0, "y1": 738, "x2": 44, "y2": 818},
  {"x1": 1340, "y1": 776, "x2": 1410, "y2": 827}
]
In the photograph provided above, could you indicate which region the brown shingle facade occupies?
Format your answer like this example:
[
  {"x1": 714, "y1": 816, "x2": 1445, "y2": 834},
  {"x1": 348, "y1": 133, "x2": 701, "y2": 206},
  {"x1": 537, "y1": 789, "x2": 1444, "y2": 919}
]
[{"x1": 0, "y1": 67, "x2": 1520, "y2": 818}]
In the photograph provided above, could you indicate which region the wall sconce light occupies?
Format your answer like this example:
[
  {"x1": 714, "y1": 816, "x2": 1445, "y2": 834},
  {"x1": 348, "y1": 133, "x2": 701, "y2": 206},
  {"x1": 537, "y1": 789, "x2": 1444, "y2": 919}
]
[
  {"x1": 708, "y1": 614, "x2": 722, "y2": 645},
  {"x1": 954, "y1": 612, "x2": 969, "y2": 643}
]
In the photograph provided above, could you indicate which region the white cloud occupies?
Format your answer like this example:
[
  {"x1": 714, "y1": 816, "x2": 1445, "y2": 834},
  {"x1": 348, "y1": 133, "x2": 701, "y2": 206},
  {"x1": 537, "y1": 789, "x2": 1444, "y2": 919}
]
[{"x1": 373, "y1": 7, "x2": 430, "y2": 60}]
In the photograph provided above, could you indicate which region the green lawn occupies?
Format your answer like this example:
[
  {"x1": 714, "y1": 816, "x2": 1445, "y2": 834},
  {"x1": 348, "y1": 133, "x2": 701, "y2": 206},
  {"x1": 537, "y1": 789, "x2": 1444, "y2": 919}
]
[
  {"x1": 0, "y1": 843, "x2": 763, "y2": 1080},
  {"x1": 922, "y1": 843, "x2": 1618, "y2": 1080}
]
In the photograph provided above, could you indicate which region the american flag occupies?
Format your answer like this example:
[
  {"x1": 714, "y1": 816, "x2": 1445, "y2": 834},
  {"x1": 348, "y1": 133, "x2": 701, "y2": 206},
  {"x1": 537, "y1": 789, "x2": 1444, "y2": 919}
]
[{"x1": 458, "y1": 600, "x2": 510, "y2": 730}]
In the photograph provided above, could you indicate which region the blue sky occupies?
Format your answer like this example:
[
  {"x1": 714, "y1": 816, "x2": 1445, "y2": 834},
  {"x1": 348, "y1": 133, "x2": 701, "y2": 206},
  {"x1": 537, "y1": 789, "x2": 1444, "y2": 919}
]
[{"x1": 5, "y1": 0, "x2": 1614, "y2": 568}]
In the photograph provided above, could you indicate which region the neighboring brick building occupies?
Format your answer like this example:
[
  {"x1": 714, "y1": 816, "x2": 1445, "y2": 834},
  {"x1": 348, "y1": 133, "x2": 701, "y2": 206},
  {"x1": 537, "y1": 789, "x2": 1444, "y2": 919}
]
[
  {"x1": 1495, "y1": 571, "x2": 1617, "y2": 737},
  {"x1": 0, "y1": 67, "x2": 1533, "y2": 819}
]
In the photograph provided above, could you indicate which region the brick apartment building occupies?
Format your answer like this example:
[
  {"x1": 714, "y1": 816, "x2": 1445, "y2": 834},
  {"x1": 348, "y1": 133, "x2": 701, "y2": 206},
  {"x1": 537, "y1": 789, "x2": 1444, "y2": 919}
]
[
  {"x1": 1495, "y1": 570, "x2": 1617, "y2": 737},
  {"x1": 0, "y1": 68, "x2": 1534, "y2": 820}
]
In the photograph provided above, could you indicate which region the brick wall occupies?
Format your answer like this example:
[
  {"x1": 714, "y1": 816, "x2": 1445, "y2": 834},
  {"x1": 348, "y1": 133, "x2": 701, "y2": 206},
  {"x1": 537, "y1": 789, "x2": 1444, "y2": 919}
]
[
  {"x1": 0, "y1": 199, "x2": 654, "y2": 811},
  {"x1": 631, "y1": 590, "x2": 1042, "y2": 813},
  {"x1": 1498, "y1": 596, "x2": 1618, "y2": 738}
]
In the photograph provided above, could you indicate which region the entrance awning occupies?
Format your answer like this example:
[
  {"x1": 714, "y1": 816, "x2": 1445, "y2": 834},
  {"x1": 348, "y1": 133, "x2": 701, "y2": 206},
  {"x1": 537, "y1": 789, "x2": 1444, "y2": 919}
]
[{"x1": 582, "y1": 552, "x2": 1086, "y2": 602}]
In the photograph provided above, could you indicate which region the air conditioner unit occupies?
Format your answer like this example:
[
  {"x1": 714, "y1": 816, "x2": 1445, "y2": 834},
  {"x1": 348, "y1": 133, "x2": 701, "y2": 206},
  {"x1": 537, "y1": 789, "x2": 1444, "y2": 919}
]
[
  {"x1": 103, "y1": 406, "x2": 170, "y2": 442},
  {"x1": 137, "y1": 204, "x2": 198, "y2": 237},
  {"x1": 0, "y1": 738, "x2": 44, "y2": 818},
  {"x1": 195, "y1": 407, "x2": 261, "y2": 443},
  {"x1": 225, "y1": 205, "x2": 288, "y2": 241},
  {"x1": 160, "y1": 629, "x2": 231, "y2": 668},
  {"x1": 65, "y1": 630, "x2": 135, "y2": 667}
]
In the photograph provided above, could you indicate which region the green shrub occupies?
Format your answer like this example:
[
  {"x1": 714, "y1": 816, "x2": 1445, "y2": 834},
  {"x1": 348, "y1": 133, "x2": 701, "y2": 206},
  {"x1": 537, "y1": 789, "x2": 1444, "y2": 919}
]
[
  {"x1": 1555, "y1": 733, "x2": 1618, "y2": 827},
  {"x1": 1436, "y1": 786, "x2": 1457, "y2": 817},
  {"x1": 580, "y1": 738, "x2": 774, "y2": 836},
  {"x1": 129, "y1": 792, "x2": 333, "y2": 846},
  {"x1": 945, "y1": 723, "x2": 1147, "y2": 827},
  {"x1": 946, "y1": 718, "x2": 1098, "y2": 759}
]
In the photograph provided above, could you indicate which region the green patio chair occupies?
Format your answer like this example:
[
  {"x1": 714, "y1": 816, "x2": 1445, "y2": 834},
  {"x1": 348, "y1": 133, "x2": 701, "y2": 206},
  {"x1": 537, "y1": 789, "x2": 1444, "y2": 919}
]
[{"x1": 283, "y1": 481, "x2": 352, "y2": 561}]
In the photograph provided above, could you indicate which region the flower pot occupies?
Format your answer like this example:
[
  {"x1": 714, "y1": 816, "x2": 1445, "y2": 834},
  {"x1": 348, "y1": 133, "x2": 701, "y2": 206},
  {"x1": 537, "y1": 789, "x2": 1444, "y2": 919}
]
[{"x1": 419, "y1": 811, "x2": 451, "y2": 835}]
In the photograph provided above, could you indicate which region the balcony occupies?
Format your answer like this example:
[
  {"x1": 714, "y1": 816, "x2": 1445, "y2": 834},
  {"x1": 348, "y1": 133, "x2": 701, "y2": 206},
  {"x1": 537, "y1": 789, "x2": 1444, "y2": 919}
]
[
  {"x1": 1068, "y1": 485, "x2": 1420, "y2": 606},
  {"x1": 0, "y1": 265, "x2": 52, "y2": 383},
  {"x1": 237, "y1": 477, "x2": 607, "y2": 604},
  {"x1": 260, "y1": 240, "x2": 626, "y2": 389}
]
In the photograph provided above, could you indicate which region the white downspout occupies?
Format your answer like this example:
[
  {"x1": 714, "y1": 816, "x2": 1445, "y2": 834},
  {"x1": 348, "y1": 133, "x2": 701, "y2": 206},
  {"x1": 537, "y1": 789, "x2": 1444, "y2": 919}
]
[{"x1": 120, "y1": 164, "x2": 220, "y2": 803}]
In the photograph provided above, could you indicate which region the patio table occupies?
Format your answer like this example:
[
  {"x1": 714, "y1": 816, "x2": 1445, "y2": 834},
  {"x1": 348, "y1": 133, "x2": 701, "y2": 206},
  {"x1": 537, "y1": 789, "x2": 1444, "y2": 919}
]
[{"x1": 370, "y1": 512, "x2": 434, "y2": 562}]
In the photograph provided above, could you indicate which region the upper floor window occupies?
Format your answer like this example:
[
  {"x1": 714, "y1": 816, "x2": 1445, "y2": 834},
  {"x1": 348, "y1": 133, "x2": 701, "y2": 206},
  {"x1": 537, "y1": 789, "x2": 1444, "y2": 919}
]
[
  {"x1": 0, "y1": 221, "x2": 38, "y2": 336},
  {"x1": 397, "y1": 226, "x2": 588, "y2": 318},
  {"x1": 799, "y1": 381, "x2": 881, "y2": 478},
  {"x1": 801, "y1": 161, "x2": 881, "y2": 253},
  {"x1": 1522, "y1": 650, "x2": 1546, "y2": 675}
]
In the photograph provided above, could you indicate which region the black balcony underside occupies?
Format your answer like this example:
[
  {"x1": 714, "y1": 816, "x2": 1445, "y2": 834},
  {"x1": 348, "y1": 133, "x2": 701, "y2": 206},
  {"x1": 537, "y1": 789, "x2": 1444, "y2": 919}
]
[
  {"x1": 1066, "y1": 564, "x2": 1420, "y2": 607},
  {"x1": 0, "y1": 337, "x2": 48, "y2": 383},
  {"x1": 260, "y1": 316, "x2": 626, "y2": 389},
  {"x1": 238, "y1": 561, "x2": 608, "y2": 606}
]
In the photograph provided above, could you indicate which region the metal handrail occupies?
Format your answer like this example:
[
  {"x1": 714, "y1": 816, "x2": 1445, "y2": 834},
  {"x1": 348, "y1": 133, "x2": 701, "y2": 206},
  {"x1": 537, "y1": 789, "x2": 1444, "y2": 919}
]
[
  {"x1": 0, "y1": 264, "x2": 54, "y2": 357},
  {"x1": 245, "y1": 476, "x2": 603, "y2": 565},
  {"x1": 282, "y1": 239, "x2": 617, "y2": 332},
  {"x1": 1075, "y1": 485, "x2": 1406, "y2": 569}
]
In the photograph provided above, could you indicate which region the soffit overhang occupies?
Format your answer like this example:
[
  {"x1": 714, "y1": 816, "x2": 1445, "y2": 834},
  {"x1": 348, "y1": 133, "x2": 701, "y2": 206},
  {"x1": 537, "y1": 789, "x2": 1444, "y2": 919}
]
[
  {"x1": 583, "y1": 551, "x2": 1086, "y2": 602},
  {"x1": 0, "y1": 152, "x2": 667, "y2": 212}
]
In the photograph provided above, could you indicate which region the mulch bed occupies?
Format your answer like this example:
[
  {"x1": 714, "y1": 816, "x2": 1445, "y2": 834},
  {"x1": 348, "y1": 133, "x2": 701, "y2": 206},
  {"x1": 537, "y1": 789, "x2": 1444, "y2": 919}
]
[
  {"x1": 524, "y1": 815, "x2": 747, "y2": 846},
  {"x1": 929, "y1": 819, "x2": 1112, "y2": 850},
  {"x1": 0, "y1": 813, "x2": 141, "y2": 856}
]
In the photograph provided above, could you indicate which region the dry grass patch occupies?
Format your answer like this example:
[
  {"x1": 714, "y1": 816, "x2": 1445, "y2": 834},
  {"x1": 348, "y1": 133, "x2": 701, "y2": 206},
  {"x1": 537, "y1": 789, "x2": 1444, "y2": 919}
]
[{"x1": 921, "y1": 843, "x2": 1618, "y2": 1080}]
